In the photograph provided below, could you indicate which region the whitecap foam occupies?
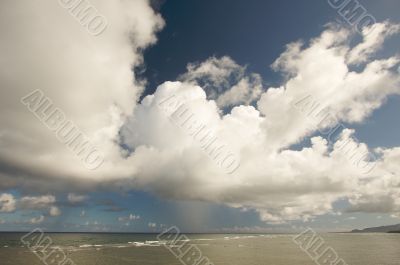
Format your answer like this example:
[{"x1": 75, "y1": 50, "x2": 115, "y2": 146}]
[{"x1": 79, "y1": 244, "x2": 93, "y2": 248}]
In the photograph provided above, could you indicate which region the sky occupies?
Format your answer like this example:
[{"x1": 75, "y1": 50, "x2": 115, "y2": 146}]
[{"x1": 0, "y1": 0, "x2": 400, "y2": 233}]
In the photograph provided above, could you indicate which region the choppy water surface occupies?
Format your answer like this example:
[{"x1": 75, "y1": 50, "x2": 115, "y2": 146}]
[{"x1": 0, "y1": 232, "x2": 399, "y2": 265}]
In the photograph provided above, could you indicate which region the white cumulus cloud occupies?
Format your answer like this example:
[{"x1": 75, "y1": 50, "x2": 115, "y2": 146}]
[
  {"x1": 49, "y1": 206, "x2": 62, "y2": 217},
  {"x1": 0, "y1": 193, "x2": 16, "y2": 213}
]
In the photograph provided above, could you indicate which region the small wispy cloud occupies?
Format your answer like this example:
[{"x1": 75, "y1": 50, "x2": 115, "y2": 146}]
[
  {"x1": 118, "y1": 214, "x2": 140, "y2": 222},
  {"x1": 67, "y1": 193, "x2": 88, "y2": 204}
]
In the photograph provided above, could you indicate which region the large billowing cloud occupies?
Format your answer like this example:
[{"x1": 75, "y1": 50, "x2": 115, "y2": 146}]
[
  {"x1": 0, "y1": 2, "x2": 399, "y2": 224},
  {"x1": 120, "y1": 22, "x2": 400, "y2": 223},
  {"x1": 0, "y1": 0, "x2": 164, "y2": 189}
]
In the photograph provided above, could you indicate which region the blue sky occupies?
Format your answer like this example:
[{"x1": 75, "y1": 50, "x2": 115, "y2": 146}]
[{"x1": 0, "y1": 0, "x2": 400, "y2": 232}]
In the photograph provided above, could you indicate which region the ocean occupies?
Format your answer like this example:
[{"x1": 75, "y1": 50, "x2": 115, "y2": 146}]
[{"x1": 0, "y1": 232, "x2": 399, "y2": 265}]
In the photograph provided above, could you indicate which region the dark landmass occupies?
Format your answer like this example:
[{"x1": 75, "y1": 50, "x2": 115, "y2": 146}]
[{"x1": 351, "y1": 224, "x2": 400, "y2": 233}]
